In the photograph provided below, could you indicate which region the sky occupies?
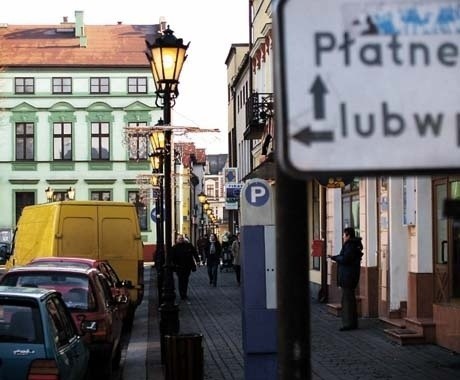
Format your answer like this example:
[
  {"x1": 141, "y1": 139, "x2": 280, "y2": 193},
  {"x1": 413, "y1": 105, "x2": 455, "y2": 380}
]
[{"x1": 1, "y1": 0, "x2": 250, "y2": 154}]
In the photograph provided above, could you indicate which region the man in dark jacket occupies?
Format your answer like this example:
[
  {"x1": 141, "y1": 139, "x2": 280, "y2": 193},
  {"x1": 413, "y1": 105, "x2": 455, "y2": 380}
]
[
  {"x1": 204, "y1": 233, "x2": 222, "y2": 287},
  {"x1": 170, "y1": 234, "x2": 199, "y2": 300},
  {"x1": 329, "y1": 227, "x2": 363, "y2": 331}
]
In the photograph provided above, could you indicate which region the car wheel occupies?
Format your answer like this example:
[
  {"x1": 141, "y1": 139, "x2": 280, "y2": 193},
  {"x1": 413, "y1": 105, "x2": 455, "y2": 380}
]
[
  {"x1": 82, "y1": 367, "x2": 92, "y2": 380},
  {"x1": 102, "y1": 359, "x2": 113, "y2": 380},
  {"x1": 123, "y1": 305, "x2": 135, "y2": 330},
  {"x1": 93, "y1": 351, "x2": 113, "y2": 380}
]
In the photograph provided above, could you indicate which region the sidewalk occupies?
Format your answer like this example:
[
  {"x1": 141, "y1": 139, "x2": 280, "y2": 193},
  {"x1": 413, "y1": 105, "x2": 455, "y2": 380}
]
[{"x1": 146, "y1": 265, "x2": 460, "y2": 380}]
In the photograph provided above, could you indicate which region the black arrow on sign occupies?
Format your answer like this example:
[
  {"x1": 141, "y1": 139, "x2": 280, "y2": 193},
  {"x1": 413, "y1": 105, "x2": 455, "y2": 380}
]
[
  {"x1": 310, "y1": 75, "x2": 328, "y2": 120},
  {"x1": 293, "y1": 126, "x2": 334, "y2": 146}
]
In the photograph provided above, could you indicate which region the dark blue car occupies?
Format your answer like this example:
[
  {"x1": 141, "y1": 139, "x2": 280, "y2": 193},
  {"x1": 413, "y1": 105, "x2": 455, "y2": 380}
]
[{"x1": 0, "y1": 286, "x2": 89, "y2": 380}]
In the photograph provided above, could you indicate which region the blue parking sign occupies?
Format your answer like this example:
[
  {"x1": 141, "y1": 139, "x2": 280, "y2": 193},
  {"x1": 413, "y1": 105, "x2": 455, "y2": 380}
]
[{"x1": 245, "y1": 181, "x2": 270, "y2": 207}]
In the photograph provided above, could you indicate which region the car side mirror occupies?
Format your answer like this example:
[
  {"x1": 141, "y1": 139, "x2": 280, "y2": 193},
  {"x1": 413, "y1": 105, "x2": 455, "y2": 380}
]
[
  {"x1": 121, "y1": 280, "x2": 134, "y2": 289},
  {"x1": 80, "y1": 320, "x2": 97, "y2": 333}
]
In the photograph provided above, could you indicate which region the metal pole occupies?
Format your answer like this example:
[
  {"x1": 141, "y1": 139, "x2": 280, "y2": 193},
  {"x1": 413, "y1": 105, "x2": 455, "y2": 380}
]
[
  {"x1": 276, "y1": 166, "x2": 310, "y2": 379},
  {"x1": 156, "y1": 178, "x2": 165, "y2": 305},
  {"x1": 319, "y1": 186, "x2": 328, "y2": 303},
  {"x1": 159, "y1": 88, "x2": 179, "y2": 363}
]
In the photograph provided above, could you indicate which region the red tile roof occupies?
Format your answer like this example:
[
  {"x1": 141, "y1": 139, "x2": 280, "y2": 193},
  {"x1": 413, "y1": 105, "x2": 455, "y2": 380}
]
[
  {"x1": 195, "y1": 149, "x2": 206, "y2": 164},
  {"x1": 0, "y1": 23, "x2": 159, "y2": 67},
  {"x1": 175, "y1": 142, "x2": 208, "y2": 168}
]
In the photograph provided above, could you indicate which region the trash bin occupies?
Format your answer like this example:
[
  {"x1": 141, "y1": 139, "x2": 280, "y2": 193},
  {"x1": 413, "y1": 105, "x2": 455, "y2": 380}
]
[{"x1": 165, "y1": 333, "x2": 203, "y2": 380}]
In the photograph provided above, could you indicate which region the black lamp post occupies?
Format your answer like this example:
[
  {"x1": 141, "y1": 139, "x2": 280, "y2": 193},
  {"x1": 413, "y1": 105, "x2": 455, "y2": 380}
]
[
  {"x1": 149, "y1": 129, "x2": 165, "y2": 305},
  {"x1": 146, "y1": 26, "x2": 189, "y2": 359}
]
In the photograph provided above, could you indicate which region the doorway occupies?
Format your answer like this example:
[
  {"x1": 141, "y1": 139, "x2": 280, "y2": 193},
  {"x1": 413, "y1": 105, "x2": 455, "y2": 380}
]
[
  {"x1": 433, "y1": 177, "x2": 460, "y2": 303},
  {"x1": 377, "y1": 177, "x2": 389, "y2": 316}
]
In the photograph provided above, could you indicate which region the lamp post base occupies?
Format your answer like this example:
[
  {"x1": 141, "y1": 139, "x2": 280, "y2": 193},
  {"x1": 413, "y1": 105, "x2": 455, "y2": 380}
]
[
  {"x1": 159, "y1": 302, "x2": 180, "y2": 363},
  {"x1": 156, "y1": 267, "x2": 164, "y2": 305}
]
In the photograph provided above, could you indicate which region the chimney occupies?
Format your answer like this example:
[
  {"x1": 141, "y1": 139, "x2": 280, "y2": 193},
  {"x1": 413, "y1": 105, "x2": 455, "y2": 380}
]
[
  {"x1": 159, "y1": 16, "x2": 167, "y2": 32},
  {"x1": 74, "y1": 10, "x2": 84, "y2": 37},
  {"x1": 74, "y1": 10, "x2": 87, "y2": 48},
  {"x1": 63, "y1": 16, "x2": 68, "y2": 23}
]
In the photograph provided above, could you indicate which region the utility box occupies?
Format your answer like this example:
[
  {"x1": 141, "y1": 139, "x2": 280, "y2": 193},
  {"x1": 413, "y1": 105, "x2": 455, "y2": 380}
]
[{"x1": 240, "y1": 179, "x2": 277, "y2": 380}]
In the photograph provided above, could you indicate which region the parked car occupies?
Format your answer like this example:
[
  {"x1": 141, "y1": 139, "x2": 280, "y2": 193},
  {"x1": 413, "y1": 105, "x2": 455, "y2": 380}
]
[
  {"x1": 0, "y1": 285, "x2": 89, "y2": 380},
  {"x1": 0, "y1": 265, "x2": 124, "y2": 379},
  {"x1": 28, "y1": 257, "x2": 133, "y2": 326}
]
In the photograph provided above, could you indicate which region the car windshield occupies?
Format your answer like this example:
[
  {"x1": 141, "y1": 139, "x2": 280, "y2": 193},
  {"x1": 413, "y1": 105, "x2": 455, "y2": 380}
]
[
  {"x1": 1, "y1": 273, "x2": 94, "y2": 311},
  {"x1": 0, "y1": 302, "x2": 43, "y2": 343}
]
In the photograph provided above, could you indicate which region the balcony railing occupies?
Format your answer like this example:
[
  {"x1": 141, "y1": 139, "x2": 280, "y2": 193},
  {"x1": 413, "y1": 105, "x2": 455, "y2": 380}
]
[{"x1": 244, "y1": 92, "x2": 274, "y2": 140}]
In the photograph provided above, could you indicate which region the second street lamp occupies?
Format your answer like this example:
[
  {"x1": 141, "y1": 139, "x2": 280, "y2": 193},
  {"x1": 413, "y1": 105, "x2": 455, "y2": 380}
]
[
  {"x1": 146, "y1": 25, "x2": 189, "y2": 359},
  {"x1": 197, "y1": 191, "x2": 207, "y2": 238}
]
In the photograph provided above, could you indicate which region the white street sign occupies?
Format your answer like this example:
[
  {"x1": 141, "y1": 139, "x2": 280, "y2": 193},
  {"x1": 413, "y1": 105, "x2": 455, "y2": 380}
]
[{"x1": 274, "y1": 0, "x2": 460, "y2": 177}]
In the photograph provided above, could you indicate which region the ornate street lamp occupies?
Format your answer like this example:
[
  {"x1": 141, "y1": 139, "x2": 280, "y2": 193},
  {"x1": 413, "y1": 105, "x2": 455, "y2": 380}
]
[
  {"x1": 197, "y1": 191, "x2": 207, "y2": 238},
  {"x1": 149, "y1": 130, "x2": 166, "y2": 155},
  {"x1": 146, "y1": 25, "x2": 189, "y2": 357},
  {"x1": 197, "y1": 191, "x2": 207, "y2": 205},
  {"x1": 45, "y1": 187, "x2": 54, "y2": 203},
  {"x1": 67, "y1": 187, "x2": 75, "y2": 200}
]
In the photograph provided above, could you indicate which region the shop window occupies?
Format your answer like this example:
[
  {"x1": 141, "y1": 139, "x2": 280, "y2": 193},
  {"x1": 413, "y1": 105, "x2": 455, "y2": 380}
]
[
  {"x1": 342, "y1": 178, "x2": 360, "y2": 235},
  {"x1": 91, "y1": 191, "x2": 111, "y2": 201},
  {"x1": 15, "y1": 192, "x2": 35, "y2": 224},
  {"x1": 15, "y1": 123, "x2": 34, "y2": 161},
  {"x1": 128, "y1": 191, "x2": 148, "y2": 231},
  {"x1": 91, "y1": 122, "x2": 110, "y2": 160}
]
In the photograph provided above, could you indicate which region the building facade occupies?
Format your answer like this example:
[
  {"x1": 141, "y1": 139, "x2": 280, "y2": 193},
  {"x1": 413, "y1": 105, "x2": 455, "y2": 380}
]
[
  {"x1": 0, "y1": 11, "x2": 164, "y2": 259},
  {"x1": 227, "y1": 0, "x2": 460, "y2": 353}
]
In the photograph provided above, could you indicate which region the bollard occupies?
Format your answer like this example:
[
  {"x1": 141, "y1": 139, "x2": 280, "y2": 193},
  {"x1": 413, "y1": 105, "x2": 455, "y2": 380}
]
[{"x1": 165, "y1": 333, "x2": 203, "y2": 380}]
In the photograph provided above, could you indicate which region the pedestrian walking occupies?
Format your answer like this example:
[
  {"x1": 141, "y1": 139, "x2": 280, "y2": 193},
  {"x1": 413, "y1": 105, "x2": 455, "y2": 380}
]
[
  {"x1": 232, "y1": 232, "x2": 241, "y2": 285},
  {"x1": 170, "y1": 234, "x2": 199, "y2": 300},
  {"x1": 328, "y1": 227, "x2": 363, "y2": 331},
  {"x1": 197, "y1": 234, "x2": 208, "y2": 265},
  {"x1": 204, "y1": 233, "x2": 222, "y2": 287},
  {"x1": 220, "y1": 232, "x2": 234, "y2": 272}
]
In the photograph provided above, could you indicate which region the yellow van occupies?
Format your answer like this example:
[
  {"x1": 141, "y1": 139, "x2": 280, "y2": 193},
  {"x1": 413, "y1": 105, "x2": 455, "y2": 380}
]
[{"x1": 8, "y1": 201, "x2": 144, "y2": 313}]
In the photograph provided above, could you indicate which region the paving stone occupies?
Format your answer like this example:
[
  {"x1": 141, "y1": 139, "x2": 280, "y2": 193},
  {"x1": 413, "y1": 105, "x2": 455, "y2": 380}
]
[{"x1": 147, "y1": 266, "x2": 460, "y2": 380}]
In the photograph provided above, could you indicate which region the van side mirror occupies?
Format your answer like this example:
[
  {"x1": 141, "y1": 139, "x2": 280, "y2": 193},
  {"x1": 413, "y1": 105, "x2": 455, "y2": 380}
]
[{"x1": 0, "y1": 243, "x2": 11, "y2": 263}]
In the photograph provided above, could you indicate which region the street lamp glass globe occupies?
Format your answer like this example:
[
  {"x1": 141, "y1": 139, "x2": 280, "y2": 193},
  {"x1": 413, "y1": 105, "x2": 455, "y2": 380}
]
[
  {"x1": 146, "y1": 26, "x2": 189, "y2": 94},
  {"x1": 198, "y1": 191, "x2": 207, "y2": 204}
]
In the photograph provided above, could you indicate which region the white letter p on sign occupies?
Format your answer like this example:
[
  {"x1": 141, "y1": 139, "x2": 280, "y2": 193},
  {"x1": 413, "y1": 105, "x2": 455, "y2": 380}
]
[{"x1": 251, "y1": 186, "x2": 266, "y2": 203}]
